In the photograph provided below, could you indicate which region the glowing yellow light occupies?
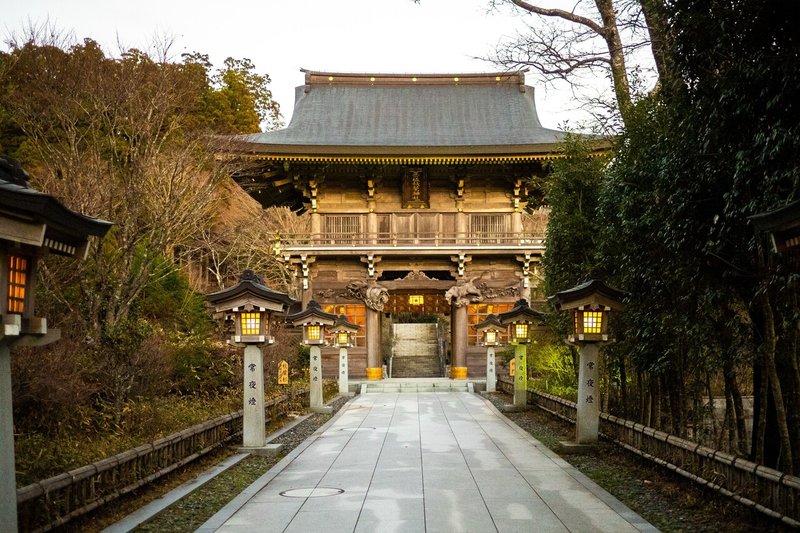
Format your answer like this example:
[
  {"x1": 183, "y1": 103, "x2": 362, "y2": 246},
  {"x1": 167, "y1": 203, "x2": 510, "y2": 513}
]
[
  {"x1": 583, "y1": 311, "x2": 603, "y2": 334},
  {"x1": 514, "y1": 323, "x2": 529, "y2": 341},
  {"x1": 7, "y1": 256, "x2": 28, "y2": 314},
  {"x1": 337, "y1": 331, "x2": 350, "y2": 346},
  {"x1": 412, "y1": 77, "x2": 417, "y2": 82},
  {"x1": 454, "y1": 77, "x2": 459, "y2": 82},
  {"x1": 240, "y1": 312, "x2": 261, "y2": 335},
  {"x1": 495, "y1": 76, "x2": 501, "y2": 81},
  {"x1": 408, "y1": 295, "x2": 424, "y2": 305},
  {"x1": 306, "y1": 324, "x2": 322, "y2": 342},
  {"x1": 370, "y1": 76, "x2": 376, "y2": 82},
  {"x1": 328, "y1": 76, "x2": 334, "y2": 81},
  {"x1": 485, "y1": 330, "x2": 497, "y2": 344}
]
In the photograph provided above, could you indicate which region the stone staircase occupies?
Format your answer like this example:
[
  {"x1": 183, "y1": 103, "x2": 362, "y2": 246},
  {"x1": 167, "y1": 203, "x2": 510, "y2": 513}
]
[{"x1": 391, "y1": 323, "x2": 442, "y2": 378}]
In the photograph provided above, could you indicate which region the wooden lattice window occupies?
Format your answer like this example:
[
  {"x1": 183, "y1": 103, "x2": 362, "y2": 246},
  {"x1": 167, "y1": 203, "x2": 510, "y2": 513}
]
[
  {"x1": 323, "y1": 215, "x2": 362, "y2": 244},
  {"x1": 7, "y1": 256, "x2": 28, "y2": 314},
  {"x1": 470, "y1": 214, "x2": 508, "y2": 243}
]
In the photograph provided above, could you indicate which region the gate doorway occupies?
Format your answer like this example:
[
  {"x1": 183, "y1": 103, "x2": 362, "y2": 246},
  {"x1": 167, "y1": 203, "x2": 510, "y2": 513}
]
[{"x1": 384, "y1": 290, "x2": 449, "y2": 378}]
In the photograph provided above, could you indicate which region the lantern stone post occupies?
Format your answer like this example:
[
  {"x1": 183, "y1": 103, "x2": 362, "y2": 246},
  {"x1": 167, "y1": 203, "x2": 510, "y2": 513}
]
[
  {"x1": 207, "y1": 271, "x2": 295, "y2": 449},
  {"x1": 499, "y1": 299, "x2": 545, "y2": 408},
  {"x1": 0, "y1": 160, "x2": 111, "y2": 532},
  {"x1": 550, "y1": 279, "x2": 625, "y2": 445},
  {"x1": 473, "y1": 314, "x2": 504, "y2": 393},
  {"x1": 287, "y1": 300, "x2": 337, "y2": 413},
  {"x1": 331, "y1": 315, "x2": 359, "y2": 395}
]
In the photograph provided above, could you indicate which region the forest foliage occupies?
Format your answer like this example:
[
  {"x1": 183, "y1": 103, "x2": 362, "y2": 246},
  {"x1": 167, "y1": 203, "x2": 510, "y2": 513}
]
[
  {"x1": 0, "y1": 33, "x2": 298, "y2": 483},
  {"x1": 538, "y1": 0, "x2": 800, "y2": 474}
]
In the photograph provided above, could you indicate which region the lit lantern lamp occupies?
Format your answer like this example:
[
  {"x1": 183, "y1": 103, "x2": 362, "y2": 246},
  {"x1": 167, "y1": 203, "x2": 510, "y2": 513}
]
[
  {"x1": 206, "y1": 270, "x2": 295, "y2": 449},
  {"x1": 207, "y1": 270, "x2": 294, "y2": 346},
  {"x1": 1, "y1": 158, "x2": 112, "y2": 531},
  {"x1": 287, "y1": 300, "x2": 337, "y2": 346},
  {"x1": 473, "y1": 314, "x2": 505, "y2": 393},
  {"x1": 331, "y1": 315, "x2": 360, "y2": 395},
  {"x1": 498, "y1": 299, "x2": 544, "y2": 345},
  {"x1": 549, "y1": 279, "x2": 625, "y2": 444},
  {"x1": 498, "y1": 300, "x2": 545, "y2": 407},
  {"x1": 474, "y1": 313, "x2": 503, "y2": 347},
  {"x1": 332, "y1": 315, "x2": 359, "y2": 348},
  {"x1": 287, "y1": 300, "x2": 337, "y2": 412},
  {"x1": 549, "y1": 279, "x2": 625, "y2": 345}
]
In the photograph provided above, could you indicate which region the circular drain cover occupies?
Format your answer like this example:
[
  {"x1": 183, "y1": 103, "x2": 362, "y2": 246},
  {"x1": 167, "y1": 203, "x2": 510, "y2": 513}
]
[
  {"x1": 337, "y1": 427, "x2": 376, "y2": 432},
  {"x1": 280, "y1": 487, "x2": 344, "y2": 498}
]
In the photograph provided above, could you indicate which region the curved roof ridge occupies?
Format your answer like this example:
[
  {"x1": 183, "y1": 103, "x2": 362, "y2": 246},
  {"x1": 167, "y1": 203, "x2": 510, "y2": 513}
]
[{"x1": 300, "y1": 69, "x2": 529, "y2": 87}]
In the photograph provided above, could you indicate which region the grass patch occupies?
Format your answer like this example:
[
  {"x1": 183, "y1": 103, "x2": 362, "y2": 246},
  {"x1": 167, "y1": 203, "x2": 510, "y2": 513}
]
[{"x1": 134, "y1": 455, "x2": 281, "y2": 532}]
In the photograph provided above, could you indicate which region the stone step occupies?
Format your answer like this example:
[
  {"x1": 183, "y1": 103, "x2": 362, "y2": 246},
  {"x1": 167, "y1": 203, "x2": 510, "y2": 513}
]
[{"x1": 362, "y1": 380, "x2": 473, "y2": 393}]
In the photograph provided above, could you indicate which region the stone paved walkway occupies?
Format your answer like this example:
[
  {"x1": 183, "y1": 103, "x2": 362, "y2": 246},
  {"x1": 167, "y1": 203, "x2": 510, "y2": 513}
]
[{"x1": 198, "y1": 392, "x2": 657, "y2": 532}]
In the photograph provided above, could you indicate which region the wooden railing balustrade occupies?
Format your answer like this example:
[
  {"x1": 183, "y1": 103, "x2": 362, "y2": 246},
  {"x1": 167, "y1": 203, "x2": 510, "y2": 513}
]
[
  {"x1": 275, "y1": 231, "x2": 545, "y2": 249},
  {"x1": 16, "y1": 388, "x2": 307, "y2": 532},
  {"x1": 496, "y1": 376, "x2": 800, "y2": 527}
]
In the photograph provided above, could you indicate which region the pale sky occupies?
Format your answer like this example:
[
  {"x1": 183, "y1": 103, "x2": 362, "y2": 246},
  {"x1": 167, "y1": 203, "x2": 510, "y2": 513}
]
[{"x1": 3, "y1": 0, "x2": 608, "y2": 130}]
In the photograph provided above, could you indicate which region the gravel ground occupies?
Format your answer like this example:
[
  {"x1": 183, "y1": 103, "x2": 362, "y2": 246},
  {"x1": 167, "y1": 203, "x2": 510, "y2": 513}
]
[{"x1": 482, "y1": 391, "x2": 794, "y2": 533}]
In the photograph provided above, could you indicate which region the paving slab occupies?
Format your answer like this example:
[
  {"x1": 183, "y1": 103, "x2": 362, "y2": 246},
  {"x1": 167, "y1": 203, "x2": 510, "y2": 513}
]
[{"x1": 200, "y1": 392, "x2": 658, "y2": 532}]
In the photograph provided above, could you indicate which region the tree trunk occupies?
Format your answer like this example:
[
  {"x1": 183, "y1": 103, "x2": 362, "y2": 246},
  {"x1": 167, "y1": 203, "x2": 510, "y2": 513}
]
[
  {"x1": 639, "y1": 0, "x2": 680, "y2": 94},
  {"x1": 594, "y1": 0, "x2": 633, "y2": 124},
  {"x1": 760, "y1": 285, "x2": 794, "y2": 473},
  {"x1": 619, "y1": 354, "x2": 628, "y2": 418}
]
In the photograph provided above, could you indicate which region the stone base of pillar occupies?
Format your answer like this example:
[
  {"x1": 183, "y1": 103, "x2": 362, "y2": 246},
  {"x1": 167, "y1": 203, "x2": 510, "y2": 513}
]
[
  {"x1": 450, "y1": 366, "x2": 468, "y2": 379},
  {"x1": 366, "y1": 367, "x2": 383, "y2": 380},
  {"x1": 310, "y1": 405, "x2": 333, "y2": 414},
  {"x1": 236, "y1": 443, "x2": 284, "y2": 456},
  {"x1": 557, "y1": 440, "x2": 609, "y2": 454}
]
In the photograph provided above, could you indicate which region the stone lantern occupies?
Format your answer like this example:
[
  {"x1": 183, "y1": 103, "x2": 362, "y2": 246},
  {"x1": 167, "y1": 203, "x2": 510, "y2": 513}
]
[
  {"x1": 207, "y1": 271, "x2": 295, "y2": 448},
  {"x1": 287, "y1": 300, "x2": 337, "y2": 413},
  {"x1": 0, "y1": 159, "x2": 112, "y2": 532},
  {"x1": 331, "y1": 315, "x2": 360, "y2": 395},
  {"x1": 550, "y1": 279, "x2": 625, "y2": 444},
  {"x1": 473, "y1": 314, "x2": 504, "y2": 392},
  {"x1": 498, "y1": 299, "x2": 544, "y2": 407}
]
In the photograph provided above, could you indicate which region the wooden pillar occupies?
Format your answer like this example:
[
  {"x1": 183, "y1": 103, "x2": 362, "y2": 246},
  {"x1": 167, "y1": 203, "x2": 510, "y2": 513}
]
[
  {"x1": 365, "y1": 307, "x2": 382, "y2": 380},
  {"x1": 310, "y1": 212, "x2": 321, "y2": 241},
  {"x1": 367, "y1": 211, "x2": 377, "y2": 245},
  {"x1": 451, "y1": 304, "x2": 468, "y2": 379},
  {"x1": 512, "y1": 211, "x2": 522, "y2": 244},
  {"x1": 456, "y1": 211, "x2": 468, "y2": 244}
]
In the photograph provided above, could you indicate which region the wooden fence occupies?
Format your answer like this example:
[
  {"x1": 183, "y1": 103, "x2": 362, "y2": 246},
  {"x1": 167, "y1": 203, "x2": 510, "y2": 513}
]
[
  {"x1": 16, "y1": 388, "x2": 307, "y2": 532},
  {"x1": 496, "y1": 376, "x2": 800, "y2": 527}
]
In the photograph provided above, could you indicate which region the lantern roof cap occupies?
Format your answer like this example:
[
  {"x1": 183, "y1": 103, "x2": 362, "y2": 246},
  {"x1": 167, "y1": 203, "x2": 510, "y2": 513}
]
[
  {"x1": 331, "y1": 314, "x2": 360, "y2": 333},
  {"x1": 286, "y1": 299, "x2": 338, "y2": 326},
  {"x1": 549, "y1": 279, "x2": 626, "y2": 311},
  {"x1": 0, "y1": 157, "x2": 112, "y2": 256},
  {"x1": 498, "y1": 299, "x2": 545, "y2": 325},
  {"x1": 472, "y1": 313, "x2": 504, "y2": 331},
  {"x1": 206, "y1": 270, "x2": 295, "y2": 311},
  {"x1": 749, "y1": 199, "x2": 800, "y2": 232}
]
